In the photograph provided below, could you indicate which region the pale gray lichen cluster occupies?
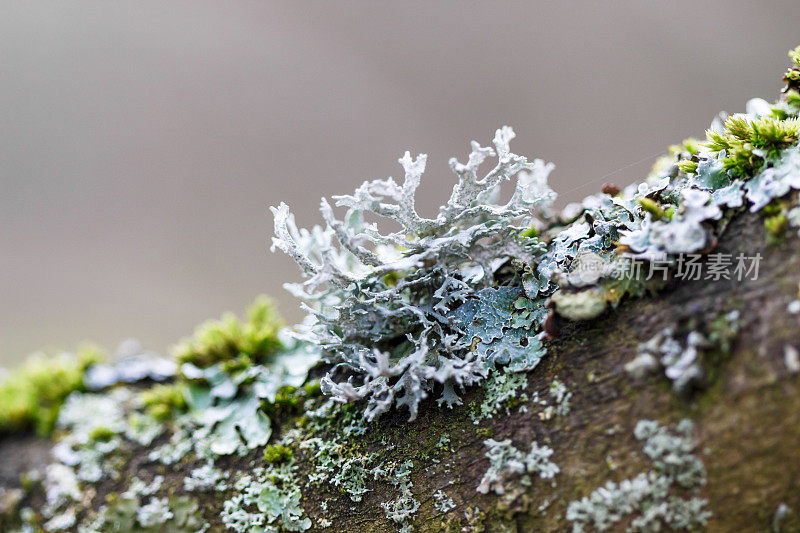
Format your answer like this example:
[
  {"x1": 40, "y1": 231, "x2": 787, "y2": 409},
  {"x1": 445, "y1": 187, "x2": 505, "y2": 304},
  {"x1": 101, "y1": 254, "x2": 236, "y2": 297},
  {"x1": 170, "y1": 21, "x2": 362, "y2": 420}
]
[
  {"x1": 380, "y1": 461, "x2": 420, "y2": 533},
  {"x1": 30, "y1": 390, "x2": 136, "y2": 530},
  {"x1": 83, "y1": 479, "x2": 207, "y2": 532},
  {"x1": 476, "y1": 438, "x2": 559, "y2": 498},
  {"x1": 625, "y1": 310, "x2": 740, "y2": 393},
  {"x1": 221, "y1": 462, "x2": 311, "y2": 532},
  {"x1": 625, "y1": 328, "x2": 707, "y2": 393},
  {"x1": 566, "y1": 420, "x2": 710, "y2": 532},
  {"x1": 433, "y1": 490, "x2": 456, "y2": 513},
  {"x1": 272, "y1": 127, "x2": 556, "y2": 421},
  {"x1": 83, "y1": 339, "x2": 176, "y2": 391}
]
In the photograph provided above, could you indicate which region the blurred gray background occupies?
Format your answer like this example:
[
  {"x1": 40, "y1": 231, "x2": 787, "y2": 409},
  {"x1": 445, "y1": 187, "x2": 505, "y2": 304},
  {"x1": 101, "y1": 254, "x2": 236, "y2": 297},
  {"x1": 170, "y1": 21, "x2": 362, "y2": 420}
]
[{"x1": 3, "y1": 1, "x2": 800, "y2": 366}]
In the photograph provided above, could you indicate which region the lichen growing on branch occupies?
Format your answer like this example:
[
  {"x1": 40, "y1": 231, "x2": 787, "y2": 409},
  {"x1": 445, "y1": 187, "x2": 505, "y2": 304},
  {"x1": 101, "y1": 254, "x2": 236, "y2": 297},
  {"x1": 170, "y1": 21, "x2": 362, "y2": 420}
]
[
  {"x1": 271, "y1": 127, "x2": 557, "y2": 420},
  {"x1": 4, "y1": 43, "x2": 800, "y2": 533}
]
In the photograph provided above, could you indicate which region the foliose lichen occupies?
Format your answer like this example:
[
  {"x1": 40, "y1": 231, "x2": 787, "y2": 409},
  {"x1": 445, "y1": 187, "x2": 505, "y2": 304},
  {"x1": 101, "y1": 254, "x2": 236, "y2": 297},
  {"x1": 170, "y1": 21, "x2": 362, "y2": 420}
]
[
  {"x1": 272, "y1": 128, "x2": 557, "y2": 420},
  {"x1": 221, "y1": 462, "x2": 311, "y2": 532}
]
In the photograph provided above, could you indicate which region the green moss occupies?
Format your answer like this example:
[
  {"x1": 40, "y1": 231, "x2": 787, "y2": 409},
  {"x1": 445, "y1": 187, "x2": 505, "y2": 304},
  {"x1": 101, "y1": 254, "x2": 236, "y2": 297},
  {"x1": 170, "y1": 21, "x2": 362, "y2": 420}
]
[
  {"x1": 784, "y1": 46, "x2": 800, "y2": 93},
  {"x1": 677, "y1": 159, "x2": 698, "y2": 175},
  {"x1": 637, "y1": 198, "x2": 668, "y2": 221},
  {"x1": 302, "y1": 379, "x2": 322, "y2": 397},
  {"x1": 171, "y1": 295, "x2": 284, "y2": 369},
  {"x1": 139, "y1": 383, "x2": 188, "y2": 422},
  {"x1": 705, "y1": 115, "x2": 800, "y2": 177},
  {"x1": 476, "y1": 427, "x2": 494, "y2": 439},
  {"x1": 263, "y1": 444, "x2": 293, "y2": 465},
  {"x1": 0, "y1": 344, "x2": 103, "y2": 436},
  {"x1": 649, "y1": 137, "x2": 702, "y2": 178},
  {"x1": 261, "y1": 385, "x2": 303, "y2": 418},
  {"x1": 765, "y1": 213, "x2": 789, "y2": 240},
  {"x1": 670, "y1": 137, "x2": 702, "y2": 156},
  {"x1": 88, "y1": 425, "x2": 116, "y2": 442}
]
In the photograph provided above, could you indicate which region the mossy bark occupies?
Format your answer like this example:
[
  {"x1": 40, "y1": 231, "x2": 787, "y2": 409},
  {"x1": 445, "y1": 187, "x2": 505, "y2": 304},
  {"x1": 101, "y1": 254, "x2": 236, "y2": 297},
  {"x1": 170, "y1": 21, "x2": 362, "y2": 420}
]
[{"x1": 2, "y1": 208, "x2": 800, "y2": 532}]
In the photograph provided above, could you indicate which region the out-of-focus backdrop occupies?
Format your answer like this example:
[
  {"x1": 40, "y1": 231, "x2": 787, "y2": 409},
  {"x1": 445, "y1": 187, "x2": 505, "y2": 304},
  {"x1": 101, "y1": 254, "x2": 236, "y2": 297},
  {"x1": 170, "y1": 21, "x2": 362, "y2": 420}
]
[{"x1": 3, "y1": 1, "x2": 800, "y2": 366}]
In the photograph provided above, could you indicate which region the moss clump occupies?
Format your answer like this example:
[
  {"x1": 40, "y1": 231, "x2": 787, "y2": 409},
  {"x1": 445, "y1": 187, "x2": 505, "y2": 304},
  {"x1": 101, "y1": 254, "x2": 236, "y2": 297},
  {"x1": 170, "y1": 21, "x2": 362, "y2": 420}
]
[
  {"x1": 262, "y1": 381, "x2": 322, "y2": 418},
  {"x1": 637, "y1": 198, "x2": 671, "y2": 221},
  {"x1": 705, "y1": 115, "x2": 800, "y2": 177},
  {"x1": 650, "y1": 137, "x2": 702, "y2": 177},
  {"x1": 676, "y1": 158, "x2": 699, "y2": 175},
  {"x1": 675, "y1": 50, "x2": 800, "y2": 178},
  {"x1": 88, "y1": 425, "x2": 116, "y2": 442},
  {"x1": 783, "y1": 45, "x2": 800, "y2": 92},
  {"x1": 765, "y1": 213, "x2": 789, "y2": 240},
  {"x1": 263, "y1": 444, "x2": 293, "y2": 465},
  {"x1": 0, "y1": 345, "x2": 103, "y2": 436},
  {"x1": 261, "y1": 385, "x2": 302, "y2": 418},
  {"x1": 139, "y1": 383, "x2": 188, "y2": 422},
  {"x1": 171, "y1": 295, "x2": 284, "y2": 369},
  {"x1": 762, "y1": 199, "x2": 793, "y2": 244},
  {"x1": 302, "y1": 379, "x2": 322, "y2": 397}
]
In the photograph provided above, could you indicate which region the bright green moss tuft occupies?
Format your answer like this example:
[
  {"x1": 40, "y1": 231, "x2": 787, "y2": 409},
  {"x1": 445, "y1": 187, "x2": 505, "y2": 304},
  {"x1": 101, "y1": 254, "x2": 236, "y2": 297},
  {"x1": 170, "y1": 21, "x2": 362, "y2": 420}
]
[
  {"x1": 676, "y1": 159, "x2": 698, "y2": 175},
  {"x1": 261, "y1": 385, "x2": 301, "y2": 417},
  {"x1": 785, "y1": 46, "x2": 800, "y2": 93},
  {"x1": 0, "y1": 345, "x2": 104, "y2": 436},
  {"x1": 789, "y1": 46, "x2": 800, "y2": 68},
  {"x1": 263, "y1": 444, "x2": 293, "y2": 465},
  {"x1": 649, "y1": 137, "x2": 702, "y2": 178},
  {"x1": 139, "y1": 383, "x2": 188, "y2": 422},
  {"x1": 669, "y1": 137, "x2": 702, "y2": 156},
  {"x1": 682, "y1": 46, "x2": 800, "y2": 176},
  {"x1": 171, "y1": 295, "x2": 284, "y2": 369},
  {"x1": 705, "y1": 115, "x2": 800, "y2": 177}
]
